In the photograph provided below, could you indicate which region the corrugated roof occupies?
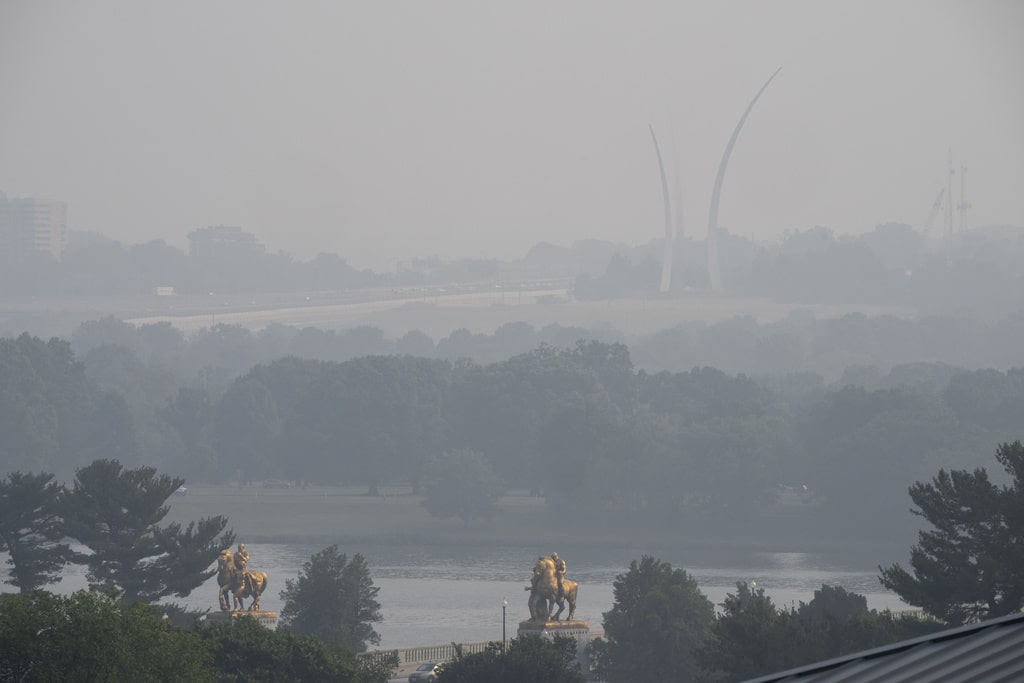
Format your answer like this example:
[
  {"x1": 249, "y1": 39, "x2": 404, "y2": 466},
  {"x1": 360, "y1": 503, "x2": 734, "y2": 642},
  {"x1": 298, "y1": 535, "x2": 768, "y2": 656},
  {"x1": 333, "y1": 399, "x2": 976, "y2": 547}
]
[{"x1": 743, "y1": 611, "x2": 1024, "y2": 683}]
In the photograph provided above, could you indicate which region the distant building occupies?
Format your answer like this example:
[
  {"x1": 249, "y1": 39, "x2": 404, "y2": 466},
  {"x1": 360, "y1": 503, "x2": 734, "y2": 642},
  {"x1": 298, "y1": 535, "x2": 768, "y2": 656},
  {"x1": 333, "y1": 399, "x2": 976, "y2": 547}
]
[
  {"x1": 187, "y1": 224, "x2": 264, "y2": 259},
  {"x1": 0, "y1": 191, "x2": 68, "y2": 260}
]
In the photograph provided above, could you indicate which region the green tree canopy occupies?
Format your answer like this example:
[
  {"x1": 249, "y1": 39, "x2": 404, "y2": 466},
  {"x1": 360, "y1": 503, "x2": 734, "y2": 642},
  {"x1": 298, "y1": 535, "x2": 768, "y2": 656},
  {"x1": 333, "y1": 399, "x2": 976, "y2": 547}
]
[
  {"x1": 592, "y1": 555, "x2": 715, "y2": 683},
  {"x1": 324, "y1": 355, "x2": 449, "y2": 494},
  {"x1": 437, "y1": 636, "x2": 585, "y2": 683},
  {"x1": 445, "y1": 347, "x2": 606, "y2": 489},
  {"x1": 0, "y1": 333, "x2": 134, "y2": 477},
  {"x1": 200, "y1": 616, "x2": 395, "y2": 683},
  {"x1": 213, "y1": 376, "x2": 283, "y2": 482},
  {"x1": 421, "y1": 448, "x2": 503, "y2": 527},
  {"x1": 797, "y1": 583, "x2": 867, "y2": 621},
  {"x1": 697, "y1": 582, "x2": 801, "y2": 681},
  {"x1": 158, "y1": 386, "x2": 217, "y2": 479},
  {"x1": 565, "y1": 340, "x2": 637, "y2": 414},
  {"x1": 698, "y1": 582, "x2": 942, "y2": 682},
  {"x1": 535, "y1": 394, "x2": 617, "y2": 510},
  {"x1": 0, "y1": 471, "x2": 70, "y2": 592},
  {"x1": 0, "y1": 589, "x2": 395, "y2": 683},
  {"x1": 879, "y1": 440, "x2": 1024, "y2": 624},
  {"x1": 63, "y1": 458, "x2": 234, "y2": 603},
  {"x1": 0, "y1": 589, "x2": 212, "y2": 683},
  {"x1": 279, "y1": 545, "x2": 383, "y2": 652},
  {"x1": 262, "y1": 355, "x2": 450, "y2": 491}
]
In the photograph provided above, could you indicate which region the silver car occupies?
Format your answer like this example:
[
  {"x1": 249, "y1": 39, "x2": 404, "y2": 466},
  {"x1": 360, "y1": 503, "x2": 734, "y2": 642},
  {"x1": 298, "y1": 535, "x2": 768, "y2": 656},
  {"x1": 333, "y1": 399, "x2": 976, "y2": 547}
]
[{"x1": 408, "y1": 662, "x2": 443, "y2": 683}]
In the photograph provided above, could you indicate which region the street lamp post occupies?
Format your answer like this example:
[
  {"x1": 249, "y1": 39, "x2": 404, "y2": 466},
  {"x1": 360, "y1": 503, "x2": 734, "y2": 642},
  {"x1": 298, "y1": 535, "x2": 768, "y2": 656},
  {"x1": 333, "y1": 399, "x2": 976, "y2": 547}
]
[{"x1": 502, "y1": 597, "x2": 508, "y2": 653}]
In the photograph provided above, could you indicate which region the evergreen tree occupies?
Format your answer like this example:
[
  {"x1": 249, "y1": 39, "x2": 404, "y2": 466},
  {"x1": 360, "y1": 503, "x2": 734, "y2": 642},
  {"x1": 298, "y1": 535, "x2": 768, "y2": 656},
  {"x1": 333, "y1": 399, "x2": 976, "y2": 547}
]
[
  {"x1": 63, "y1": 459, "x2": 234, "y2": 603},
  {"x1": 879, "y1": 441, "x2": 1024, "y2": 624},
  {"x1": 279, "y1": 545, "x2": 383, "y2": 652},
  {"x1": 0, "y1": 471, "x2": 70, "y2": 592}
]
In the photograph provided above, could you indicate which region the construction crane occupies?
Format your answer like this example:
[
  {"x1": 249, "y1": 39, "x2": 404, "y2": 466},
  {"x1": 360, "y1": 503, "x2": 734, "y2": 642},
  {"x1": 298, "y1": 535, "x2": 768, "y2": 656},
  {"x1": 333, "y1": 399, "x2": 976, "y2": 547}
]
[
  {"x1": 922, "y1": 187, "x2": 945, "y2": 234},
  {"x1": 957, "y1": 165, "x2": 971, "y2": 232}
]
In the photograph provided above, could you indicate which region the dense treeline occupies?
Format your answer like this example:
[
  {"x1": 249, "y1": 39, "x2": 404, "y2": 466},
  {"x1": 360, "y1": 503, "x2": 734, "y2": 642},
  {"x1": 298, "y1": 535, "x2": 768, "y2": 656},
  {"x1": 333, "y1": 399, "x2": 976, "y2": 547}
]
[
  {"x1": 3, "y1": 221, "x2": 1023, "y2": 337},
  {"x1": 3, "y1": 330, "x2": 1021, "y2": 545},
  {"x1": 0, "y1": 334, "x2": 140, "y2": 475},
  {"x1": 66, "y1": 305, "x2": 1024, "y2": 388},
  {"x1": 591, "y1": 558, "x2": 944, "y2": 683},
  {"x1": 0, "y1": 235, "x2": 386, "y2": 297},
  {"x1": 0, "y1": 590, "x2": 395, "y2": 683},
  {"x1": 0, "y1": 230, "x2": 517, "y2": 300}
]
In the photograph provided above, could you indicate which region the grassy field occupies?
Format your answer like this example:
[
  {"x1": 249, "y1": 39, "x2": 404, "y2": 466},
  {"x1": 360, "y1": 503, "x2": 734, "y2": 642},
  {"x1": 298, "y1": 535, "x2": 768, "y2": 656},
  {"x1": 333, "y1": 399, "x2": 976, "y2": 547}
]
[
  {"x1": 168, "y1": 485, "x2": 662, "y2": 547},
  {"x1": 165, "y1": 484, "x2": 896, "y2": 561}
]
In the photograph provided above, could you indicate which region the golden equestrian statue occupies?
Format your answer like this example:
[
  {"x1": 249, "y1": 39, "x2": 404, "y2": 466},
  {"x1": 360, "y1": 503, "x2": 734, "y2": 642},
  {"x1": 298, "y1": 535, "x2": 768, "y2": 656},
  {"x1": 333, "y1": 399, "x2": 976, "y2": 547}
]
[
  {"x1": 525, "y1": 553, "x2": 578, "y2": 622},
  {"x1": 217, "y1": 544, "x2": 269, "y2": 612}
]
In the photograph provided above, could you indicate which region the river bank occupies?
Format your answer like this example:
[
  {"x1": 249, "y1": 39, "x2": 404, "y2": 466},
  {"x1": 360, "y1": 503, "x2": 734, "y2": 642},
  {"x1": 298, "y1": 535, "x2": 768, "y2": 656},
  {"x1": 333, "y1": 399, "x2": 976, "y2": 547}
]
[{"x1": 167, "y1": 485, "x2": 913, "y2": 569}]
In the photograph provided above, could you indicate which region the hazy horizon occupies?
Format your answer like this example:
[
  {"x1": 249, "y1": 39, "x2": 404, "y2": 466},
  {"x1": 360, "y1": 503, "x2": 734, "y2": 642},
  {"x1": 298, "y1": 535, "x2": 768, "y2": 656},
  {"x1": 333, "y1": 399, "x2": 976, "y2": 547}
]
[{"x1": 2, "y1": 1, "x2": 1022, "y2": 272}]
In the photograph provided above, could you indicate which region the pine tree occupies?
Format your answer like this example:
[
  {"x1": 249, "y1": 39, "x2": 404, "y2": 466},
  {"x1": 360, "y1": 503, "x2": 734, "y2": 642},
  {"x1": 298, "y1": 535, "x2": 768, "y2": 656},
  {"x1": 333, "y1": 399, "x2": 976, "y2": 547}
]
[
  {"x1": 879, "y1": 441, "x2": 1024, "y2": 624},
  {"x1": 0, "y1": 471, "x2": 71, "y2": 592},
  {"x1": 63, "y1": 459, "x2": 234, "y2": 603}
]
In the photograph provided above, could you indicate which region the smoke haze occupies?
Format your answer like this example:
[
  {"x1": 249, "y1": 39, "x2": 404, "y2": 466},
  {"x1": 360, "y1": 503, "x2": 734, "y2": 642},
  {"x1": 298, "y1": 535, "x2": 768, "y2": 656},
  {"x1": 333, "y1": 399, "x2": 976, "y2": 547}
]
[{"x1": 1, "y1": 0, "x2": 1022, "y2": 271}]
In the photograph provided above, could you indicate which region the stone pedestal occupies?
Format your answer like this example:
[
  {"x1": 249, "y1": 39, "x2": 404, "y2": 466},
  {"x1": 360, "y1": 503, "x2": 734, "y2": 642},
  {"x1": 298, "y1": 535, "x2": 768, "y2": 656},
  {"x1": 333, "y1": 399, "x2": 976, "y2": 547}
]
[
  {"x1": 205, "y1": 610, "x2": 278, "y2": 629},
  {"x1": 518, "y1": 620, "x2": 591, "y2": 673}
]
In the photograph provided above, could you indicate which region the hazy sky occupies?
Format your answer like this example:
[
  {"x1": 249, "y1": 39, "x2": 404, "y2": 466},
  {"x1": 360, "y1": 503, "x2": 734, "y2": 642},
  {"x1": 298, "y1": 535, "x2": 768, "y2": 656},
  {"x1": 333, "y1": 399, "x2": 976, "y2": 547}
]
[{"x1": 2, "y1": 1, "x2": 1022, "y2": 271}]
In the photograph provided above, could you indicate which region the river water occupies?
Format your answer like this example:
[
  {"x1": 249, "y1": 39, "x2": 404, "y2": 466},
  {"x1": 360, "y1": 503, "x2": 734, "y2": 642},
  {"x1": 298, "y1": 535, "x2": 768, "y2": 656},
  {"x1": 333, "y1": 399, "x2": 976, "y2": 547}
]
[{"x1": 30, "y1": 543, "x2": 906, "y2": 649}]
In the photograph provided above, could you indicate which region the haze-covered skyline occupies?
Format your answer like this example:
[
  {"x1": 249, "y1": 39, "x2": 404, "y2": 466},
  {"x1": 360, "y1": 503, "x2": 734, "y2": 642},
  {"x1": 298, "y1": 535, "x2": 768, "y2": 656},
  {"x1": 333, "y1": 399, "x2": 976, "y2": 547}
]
[{"x1": 2, "y1": 1, "x2": 1022, "y2": 271}]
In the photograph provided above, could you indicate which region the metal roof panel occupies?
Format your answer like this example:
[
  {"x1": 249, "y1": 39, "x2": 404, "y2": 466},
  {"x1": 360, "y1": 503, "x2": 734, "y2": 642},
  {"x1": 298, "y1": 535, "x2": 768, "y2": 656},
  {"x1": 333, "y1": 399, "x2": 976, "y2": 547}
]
[{"x1": 743, "y1": 612, "x2": 1024, "y2": 683}]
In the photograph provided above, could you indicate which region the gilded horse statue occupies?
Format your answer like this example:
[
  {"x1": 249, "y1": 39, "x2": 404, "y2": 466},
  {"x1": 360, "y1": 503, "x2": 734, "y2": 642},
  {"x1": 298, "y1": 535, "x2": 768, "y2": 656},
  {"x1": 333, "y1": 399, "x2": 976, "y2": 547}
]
[
  {"x1": 217, "y1": 548, "x2": 268, "y2": 611},
  {"x1": 526, "y1": 555, "x2": 578, "y2": 622}
]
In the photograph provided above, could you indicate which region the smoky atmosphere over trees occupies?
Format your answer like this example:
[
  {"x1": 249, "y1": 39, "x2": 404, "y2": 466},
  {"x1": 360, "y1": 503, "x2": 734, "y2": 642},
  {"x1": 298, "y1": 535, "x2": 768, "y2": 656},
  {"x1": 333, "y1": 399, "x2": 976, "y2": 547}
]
[
  {"x1": 2, "y1": 2, "x2": 1023, "y2": 269},
  {"x1": 2, "y1": 2, "x2": 1023, "y2": 681}
]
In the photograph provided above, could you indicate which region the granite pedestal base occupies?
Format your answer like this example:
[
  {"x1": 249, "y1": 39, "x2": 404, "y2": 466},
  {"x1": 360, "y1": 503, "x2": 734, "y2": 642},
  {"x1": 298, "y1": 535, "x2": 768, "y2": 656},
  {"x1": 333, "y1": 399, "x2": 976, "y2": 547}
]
[
  {"x1": 518, "y1": 620, "x2": 591, "y2": 673},
  {"x1": 205, "y1": 610, "x2": 278, "y2": 629}
]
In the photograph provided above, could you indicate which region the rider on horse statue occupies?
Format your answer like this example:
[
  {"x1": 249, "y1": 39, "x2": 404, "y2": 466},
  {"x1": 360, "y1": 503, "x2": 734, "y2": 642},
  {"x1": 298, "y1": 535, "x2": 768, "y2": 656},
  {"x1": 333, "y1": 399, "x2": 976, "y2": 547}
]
[
  {"x1": 218, "y1": 542, "x2": 269, "y2": 612},
  {"x1": 525, "y1": 551, "x2": 578, "y2": 622},
  {"x1": 551, "y1": 552, "x2": 566, "y2": 600},
  {"x1": 235, "y1": 543, "x2": 254, "y2": 596}
]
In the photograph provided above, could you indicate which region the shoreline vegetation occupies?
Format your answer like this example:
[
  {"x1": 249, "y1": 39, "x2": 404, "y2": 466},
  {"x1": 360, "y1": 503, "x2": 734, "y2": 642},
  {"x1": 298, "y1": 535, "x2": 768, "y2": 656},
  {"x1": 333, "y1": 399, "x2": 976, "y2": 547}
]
[{"x1": 168, "y1": 485, "x2": 911, "y2": 567}]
